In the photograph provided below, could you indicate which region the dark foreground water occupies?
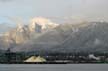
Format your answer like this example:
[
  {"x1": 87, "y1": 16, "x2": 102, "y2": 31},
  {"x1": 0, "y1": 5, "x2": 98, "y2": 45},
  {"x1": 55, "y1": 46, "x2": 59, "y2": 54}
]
[{"x1": 0, "y1": 64, "x2": 108, "y2": 71}]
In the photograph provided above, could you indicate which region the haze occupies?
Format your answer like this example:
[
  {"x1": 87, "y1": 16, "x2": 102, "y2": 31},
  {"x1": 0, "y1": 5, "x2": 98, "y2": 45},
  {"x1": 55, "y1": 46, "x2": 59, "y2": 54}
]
[{"x1": 0, "y1": 0, "x2": 108, "y2": 24}]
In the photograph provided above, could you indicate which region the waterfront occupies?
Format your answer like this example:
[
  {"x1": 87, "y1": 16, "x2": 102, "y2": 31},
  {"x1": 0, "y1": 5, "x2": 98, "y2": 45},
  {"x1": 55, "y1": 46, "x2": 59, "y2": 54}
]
[{"x1": 0, "y1": 64, "x2": 108, "y2": 71}]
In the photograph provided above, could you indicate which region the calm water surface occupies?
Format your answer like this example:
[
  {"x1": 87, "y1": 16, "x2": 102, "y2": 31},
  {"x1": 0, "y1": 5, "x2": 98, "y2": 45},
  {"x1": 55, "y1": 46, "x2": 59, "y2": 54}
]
[{"x1": 0, "y1": 64, "x2": 108, "y2": 71}]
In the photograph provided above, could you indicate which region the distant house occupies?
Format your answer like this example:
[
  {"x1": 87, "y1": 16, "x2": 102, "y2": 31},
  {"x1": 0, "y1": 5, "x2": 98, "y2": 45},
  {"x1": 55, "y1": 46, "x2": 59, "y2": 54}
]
[{"x1": 24, "y1": 56, "x2": 46, "y2": 62}]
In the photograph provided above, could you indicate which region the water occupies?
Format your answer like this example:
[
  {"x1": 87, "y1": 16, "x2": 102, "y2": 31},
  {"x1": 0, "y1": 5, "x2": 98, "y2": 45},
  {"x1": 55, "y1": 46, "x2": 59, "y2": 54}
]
[{"x1": 0, "y1": 64, "x2": 108, "y2": 71}]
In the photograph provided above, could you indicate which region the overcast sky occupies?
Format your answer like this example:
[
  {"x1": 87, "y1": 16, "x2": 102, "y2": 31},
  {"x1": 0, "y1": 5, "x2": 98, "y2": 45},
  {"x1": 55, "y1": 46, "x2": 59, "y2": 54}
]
[{"x1": 0, "y1": 0, "x2": 108, "y2": 24}]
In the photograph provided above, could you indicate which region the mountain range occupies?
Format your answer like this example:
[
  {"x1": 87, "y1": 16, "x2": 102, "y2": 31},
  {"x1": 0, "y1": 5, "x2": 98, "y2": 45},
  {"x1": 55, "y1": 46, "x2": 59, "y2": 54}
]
[{"x1": 0, "y1": 17, "x2": 108, "y2": 54}]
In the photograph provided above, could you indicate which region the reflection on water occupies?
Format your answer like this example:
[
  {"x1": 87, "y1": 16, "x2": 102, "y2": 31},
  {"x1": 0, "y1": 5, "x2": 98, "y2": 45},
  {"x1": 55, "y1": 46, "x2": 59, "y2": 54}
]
[{"x1": 0, "y1": 64, "x2": 108, "y2": 71}]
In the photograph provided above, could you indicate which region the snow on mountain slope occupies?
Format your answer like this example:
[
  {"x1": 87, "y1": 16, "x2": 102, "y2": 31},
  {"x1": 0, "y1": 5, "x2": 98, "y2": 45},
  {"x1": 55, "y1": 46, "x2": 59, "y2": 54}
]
[
  {"x1": 11, "y1": 22, "x2": 108, "y2": 53},
  {"x1": 0, "y1": 17, "x2": 59, "y2": 51},
  {"x1": 11, "y1": 22, "x2": 90, "y2": 52},
  {"x1": 29, "y1": 17, "x2": 59, "y2": 33}
]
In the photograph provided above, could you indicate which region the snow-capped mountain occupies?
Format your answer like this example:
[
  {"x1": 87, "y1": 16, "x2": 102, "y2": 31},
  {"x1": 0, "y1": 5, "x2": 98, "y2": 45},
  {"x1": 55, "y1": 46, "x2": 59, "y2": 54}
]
[
  {"x1": 29, "y1": 17, "x2": 59, "y2": 33},
  {"x1": 0, "y1": 17, "x2": 59, "y2": 50},
  {"x1": 11, "y1": 22, "x2": 108, "y2": 54},
  {"x1": 1, "y1": 17, "x2": 108, "y2": 54}
]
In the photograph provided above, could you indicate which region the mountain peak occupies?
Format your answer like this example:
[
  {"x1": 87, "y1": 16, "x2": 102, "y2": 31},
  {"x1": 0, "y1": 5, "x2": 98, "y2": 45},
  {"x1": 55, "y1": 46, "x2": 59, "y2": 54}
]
[
  {"x1": 16, "y1": 23, "x2": 24, "y2": 32},
  {"x1": 29, "y1": 17, "x2": 59, "y2": 32}
]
